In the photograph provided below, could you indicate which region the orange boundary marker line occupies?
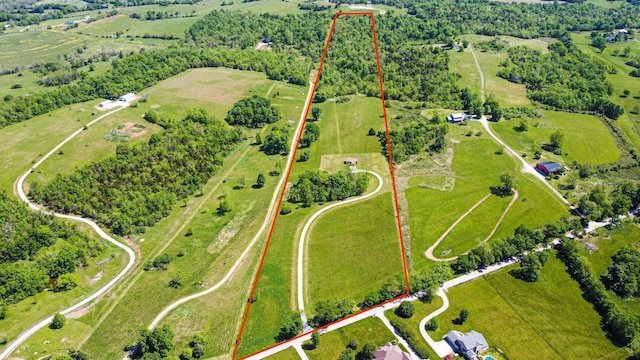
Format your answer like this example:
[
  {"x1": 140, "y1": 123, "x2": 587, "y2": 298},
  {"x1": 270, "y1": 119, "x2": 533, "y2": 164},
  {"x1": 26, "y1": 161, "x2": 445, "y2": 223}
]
[{"x1": 232, "y1": 12, "x2": 411, "y2": 360}]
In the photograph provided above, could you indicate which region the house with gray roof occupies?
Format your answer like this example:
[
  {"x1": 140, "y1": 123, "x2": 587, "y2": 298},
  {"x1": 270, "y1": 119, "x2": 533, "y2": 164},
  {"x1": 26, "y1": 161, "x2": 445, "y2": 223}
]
[{"x1": 444, "y1": 330, "x2": 489, "y2": 360}]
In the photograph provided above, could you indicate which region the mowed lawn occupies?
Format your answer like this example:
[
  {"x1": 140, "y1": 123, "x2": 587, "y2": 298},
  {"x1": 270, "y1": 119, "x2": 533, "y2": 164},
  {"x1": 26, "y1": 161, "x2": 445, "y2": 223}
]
[
  {"x1": 431, "y1": 256, "x2": 624, "y2": 360},
  {"x1": 304, "y1": 317, "x2": 399, "y2": 360},
  {"x1": 408, "y1": 123, "x2": 568, "y2": 269},
  {"x1": 491, "y1": 110, "x2": 620, "y2": 165},
  {"x1": 433, "y1": 194, "x2": 512, "y2": 257},
  {"x1": 307, "y1": 192, "x2": 404, "y2": 311}
]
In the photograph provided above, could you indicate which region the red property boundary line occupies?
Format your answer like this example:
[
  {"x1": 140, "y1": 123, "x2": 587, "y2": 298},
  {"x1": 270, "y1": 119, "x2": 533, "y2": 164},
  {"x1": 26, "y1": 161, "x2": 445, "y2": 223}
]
[{"x1": 232, "y1": 12, "x2": 411, "y2": 360}]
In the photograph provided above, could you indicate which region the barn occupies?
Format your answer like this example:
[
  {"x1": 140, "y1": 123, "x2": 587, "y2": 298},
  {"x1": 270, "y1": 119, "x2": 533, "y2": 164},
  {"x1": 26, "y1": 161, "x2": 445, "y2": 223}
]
[{"x1": 536, "y1": 161, "x2": 563, "y2": 176}]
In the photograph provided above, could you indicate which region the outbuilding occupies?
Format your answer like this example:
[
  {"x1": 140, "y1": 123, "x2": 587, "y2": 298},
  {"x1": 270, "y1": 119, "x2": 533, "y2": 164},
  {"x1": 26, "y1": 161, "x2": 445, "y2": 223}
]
[
  {"x1": 344, "y1": 157, "x2": 358, "y2": 165},
  {"x1": 536, "y1": 161, "x2": 563, "y2": 176},
  {"x1": 119, "y1": 93, "x2": 136, "y2": 102},
  {"x1": 447, "y1": 113, "x2": 467, "y2": 123}
]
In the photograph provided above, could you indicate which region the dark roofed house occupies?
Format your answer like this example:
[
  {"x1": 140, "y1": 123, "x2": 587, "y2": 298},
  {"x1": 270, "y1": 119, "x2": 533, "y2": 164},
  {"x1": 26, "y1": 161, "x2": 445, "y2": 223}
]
[
  {"x1": 536, "y1": 161, "x2": 563, "y2": 176},
  {"x1": 444, "y1": 330, "x2": 489, "y2": 360},
  {"x1": 374, "y1": 343, "x2": 411, "y2": 360}
]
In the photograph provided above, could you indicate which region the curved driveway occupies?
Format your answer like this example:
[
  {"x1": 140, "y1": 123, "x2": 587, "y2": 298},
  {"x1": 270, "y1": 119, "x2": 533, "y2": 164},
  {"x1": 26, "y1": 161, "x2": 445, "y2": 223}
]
[
  {"x1": 297, "y1": 169, "x2": 384, "y2": 328},
  {"x1": 0, "y1": 105, "x2": 136, "y2": 360}
]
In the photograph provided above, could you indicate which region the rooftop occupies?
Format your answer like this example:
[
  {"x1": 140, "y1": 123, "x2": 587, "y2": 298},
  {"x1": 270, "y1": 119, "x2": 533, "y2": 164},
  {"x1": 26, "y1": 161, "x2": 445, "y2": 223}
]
[{"x1": 374, "y1": 343, "x2": 411, "y2": 360}]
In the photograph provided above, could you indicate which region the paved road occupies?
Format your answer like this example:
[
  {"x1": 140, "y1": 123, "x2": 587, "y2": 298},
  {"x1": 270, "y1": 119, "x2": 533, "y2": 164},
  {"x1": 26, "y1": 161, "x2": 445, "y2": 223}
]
[
  {"x1": 0, "y1": 104, "x2": 136, "y2": 360},
  {"x1": 297, "y1": 169, "x2": 383, "y2": 328}
]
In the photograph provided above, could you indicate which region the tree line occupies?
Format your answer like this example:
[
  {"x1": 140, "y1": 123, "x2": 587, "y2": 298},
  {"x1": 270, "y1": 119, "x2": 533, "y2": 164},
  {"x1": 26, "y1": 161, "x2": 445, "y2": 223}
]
[
  {"x1": 0, "y1": 47, "x2": 308, "y2": 129},
  {"x1": 29, "y1": 108, "x2": 243, "y2": 235},
  {"x1": 287, "y1": 169, "x2": 369, "y2": 207},
  {"x1": 0, "y1": 189, "x2": 104, "y2": 307}
]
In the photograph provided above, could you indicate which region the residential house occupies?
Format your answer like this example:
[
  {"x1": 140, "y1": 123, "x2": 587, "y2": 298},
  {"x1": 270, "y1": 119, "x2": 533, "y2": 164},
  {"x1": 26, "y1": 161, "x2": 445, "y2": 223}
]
[
  {"x1": 374, "y1": 342, "x2": 411, "y2": 360},
  {"x1": 444, "y1": 330, "x2": 489, "y2": 360}
]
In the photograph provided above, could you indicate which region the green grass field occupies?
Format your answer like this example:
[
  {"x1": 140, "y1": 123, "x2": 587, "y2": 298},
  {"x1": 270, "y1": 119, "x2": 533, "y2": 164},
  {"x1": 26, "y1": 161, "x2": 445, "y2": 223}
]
[
  {"x1": 571, "y1": 33, "x2": 640, "y2": 149},
  {"x1": 238, "y1": 93, "x2": 406, "y2": 356},
  {"x1": 307, "y1": 192, "x2": 404, "y2": 310},
  {"x1": 407, "y1": 122, "x2": 568, "y2": 269},
  {"x1": 433, "y1": 194, "x2": 512, "y2": 256},
  {"x1": 431, "y1": 256, "x2": 625, "y2": 360},
  {"x1": 303, "y1": 317, "x2": 400, "y2": 360},
  {"x1": 0, "y1": 68, "x2": 306, "y2": 359},
  {"x1": 491, "y1": 110, "x2": 620, "y2": 165}
]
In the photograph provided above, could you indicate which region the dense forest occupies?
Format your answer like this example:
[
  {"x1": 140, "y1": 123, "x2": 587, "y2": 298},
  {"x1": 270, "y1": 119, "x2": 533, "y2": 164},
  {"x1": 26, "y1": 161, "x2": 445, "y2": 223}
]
[
  {"x1": 4, "y1": 0, "x2": 640, "y2": 128},
  {"x1": 29, "y1": 108, "x2": 243, "y2": 235},
  {"x1": 497, "y1": 38, "x2": 624, "y2": 119},
  {"x1": 0, "y1": 190, "x2": 103, "y2": 306},
  {"x1": 287, "y1": 169, "x2": 369, "y2": 207}
]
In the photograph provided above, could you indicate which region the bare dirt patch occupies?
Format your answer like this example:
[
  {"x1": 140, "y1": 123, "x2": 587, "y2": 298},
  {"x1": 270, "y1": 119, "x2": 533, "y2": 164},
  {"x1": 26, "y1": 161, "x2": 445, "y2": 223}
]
[{"x1": 104, "y1": 122, "x2": 148, "y2": 142}]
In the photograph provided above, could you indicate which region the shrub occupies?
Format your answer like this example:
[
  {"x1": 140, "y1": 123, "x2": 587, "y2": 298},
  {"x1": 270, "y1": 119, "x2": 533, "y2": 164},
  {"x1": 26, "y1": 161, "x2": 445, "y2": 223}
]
[
  {"x1": 368, "y1": 128, "x2": 376, "y2": 136},
  {"x1": 389, "y1": 319, "x2": 433, "y2": 358},
  {"x1": 54, "y1": 273, "x2": 78, "y2": 292},
  {"x1": 153, "y1": 253, "x2": 174, "y2": 270},
  {"x1": 425, "y1": 317, "x2": 439, "y2": 331},
  {"x1": 280, "y1": 205, "x2": 292, "y2": 215},
  {"x1": 395, "y1": 301, "x2": 415, "y2": 318},
  {"x1": 50, "y1": 313, "x2": 66, "y2": 329}
]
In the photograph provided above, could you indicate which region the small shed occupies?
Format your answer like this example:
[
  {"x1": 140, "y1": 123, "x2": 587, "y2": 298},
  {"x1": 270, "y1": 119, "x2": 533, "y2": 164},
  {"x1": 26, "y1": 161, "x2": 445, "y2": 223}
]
[
  {"x1": 344, "y1": 157, "x2": 358, "y2": 165},
  {"x1": 447, "y1": 113, "x2": 466, "y2": 123},
  {"x1": 98, "y1": 100, "x2": 111, "y2": 108},
  {"x1": 536, "y1": 161, "x2": 563, "y2": 176},
  {"x1": 119, "y1": 93, "x2": 136, "y2": 102}
]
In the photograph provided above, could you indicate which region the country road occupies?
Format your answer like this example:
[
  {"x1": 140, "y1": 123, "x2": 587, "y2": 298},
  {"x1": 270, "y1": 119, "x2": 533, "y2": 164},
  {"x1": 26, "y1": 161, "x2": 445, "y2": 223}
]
[
  {"x1": 297, "y1": 169, "x2": 384, "y2": 328},
  {"x1": 469, "y1": 47, "x2": 571, "y2": 209},
  {"x1": 0, "y1": 104, "x2": 136, "y2": 360}
]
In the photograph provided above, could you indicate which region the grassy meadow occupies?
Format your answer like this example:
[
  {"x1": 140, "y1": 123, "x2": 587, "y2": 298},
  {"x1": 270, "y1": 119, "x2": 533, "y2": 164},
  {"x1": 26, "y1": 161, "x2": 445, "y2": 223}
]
[
  {"x1": 407, "y1": 122, "x2": 568, "y2": 269},
  {"x1": 0, "y1": 68, "x2": 307, "y2": 359},
  {"x1": 307, "y1": 192, "x2": 404, "y2": 310},
  {"x1": 0, "y1": 238, "x2": 128, "y2": 358},
  {"x1": 238, "y1": 93, "x2": 406, "y2": 356},
  {"x1": 571, "y1": 33, "x2": 640, "y2": 148},
  {"x1": 491, "y1": 110, "x2": 620, "y2": 165},
  {"x1": 430, "y1": 256, "x2": 625, "y2": 360},
  {"x1": 578, "y1": 223, "x2": 640, "y2": 316}
]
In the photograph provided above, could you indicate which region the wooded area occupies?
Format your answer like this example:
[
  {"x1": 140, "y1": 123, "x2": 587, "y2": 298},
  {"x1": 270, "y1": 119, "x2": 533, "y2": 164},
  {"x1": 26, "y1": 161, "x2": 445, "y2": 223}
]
[{"x1": 29, "y1": 108, "x2": 243, "y2": 235}]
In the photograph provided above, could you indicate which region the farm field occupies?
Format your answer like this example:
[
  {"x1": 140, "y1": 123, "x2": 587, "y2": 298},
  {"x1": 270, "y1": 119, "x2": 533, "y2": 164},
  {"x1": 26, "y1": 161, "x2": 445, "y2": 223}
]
[
  {"x1": 571, "y1": 33, "x2": 640, "y2": 149},
  {"x1": 430, "y1": 256, "x2": 625, "y2": 360},
  {"x1": 303, "y1": 317, "x2": 401, "y2": 360},
  {"x1": 406, "y1": 122, "x2": 568, "y2": 270},
  {"x1": 2, "y1": 68, "x2": 307, "y2": 359},
  {"x1": 490, "y1": 110, "x2": 621, "y2": 165},
  {"x1": 0, "y1": 238, "x2": 128, "y2": 357}
]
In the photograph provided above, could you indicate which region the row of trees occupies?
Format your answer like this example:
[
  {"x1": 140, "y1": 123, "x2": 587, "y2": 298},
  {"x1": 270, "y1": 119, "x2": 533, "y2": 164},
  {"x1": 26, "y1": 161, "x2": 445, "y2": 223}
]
[
  {"x1": 287, "y1": 170, "x2": 369, "y2": 207},
  {"x1": 29, "y1": 108, "x2": 243, "y2": 235},
  {"x1": 0, "y1": 47, "x2": 309, "y2": 129}
]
